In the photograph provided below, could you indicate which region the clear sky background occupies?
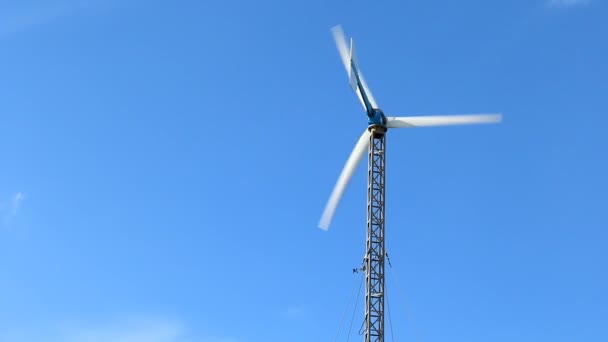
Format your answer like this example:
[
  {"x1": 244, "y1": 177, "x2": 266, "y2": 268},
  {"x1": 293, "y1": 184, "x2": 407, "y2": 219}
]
[{"x1": 1, "y1": 0, "x2": 607, "y2": 341}]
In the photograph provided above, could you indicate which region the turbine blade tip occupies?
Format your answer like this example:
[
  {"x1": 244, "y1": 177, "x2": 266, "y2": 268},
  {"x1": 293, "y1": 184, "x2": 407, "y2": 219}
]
[{"x1": 318, "y1": 220, "x2": 330, "y2": 230}]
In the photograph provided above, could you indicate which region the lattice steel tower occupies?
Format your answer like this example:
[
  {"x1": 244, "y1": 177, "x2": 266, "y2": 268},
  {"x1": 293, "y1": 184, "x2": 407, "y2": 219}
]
[
  {"x1": 364, "y1": 125, "x2": 387, "y2": 342},
  {"x1": 319, "y1": 25, "x2": 502, "y2": 342}
]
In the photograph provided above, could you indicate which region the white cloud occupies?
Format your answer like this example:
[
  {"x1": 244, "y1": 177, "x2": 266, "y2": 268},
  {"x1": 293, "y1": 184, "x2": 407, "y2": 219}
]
[{"x1": 547, "y1": 0, "x2": 591, "y2": 8}]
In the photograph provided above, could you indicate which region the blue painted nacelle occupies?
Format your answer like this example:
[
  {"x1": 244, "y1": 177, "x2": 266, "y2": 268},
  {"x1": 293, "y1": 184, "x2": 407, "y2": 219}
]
[{"x1": 368, "y1": 108, "x2": 387, "y2": 126}]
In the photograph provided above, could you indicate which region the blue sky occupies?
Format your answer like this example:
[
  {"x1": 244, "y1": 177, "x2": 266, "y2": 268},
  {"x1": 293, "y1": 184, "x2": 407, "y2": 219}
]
[{"x1": 0, "y1": 0, "x2": 607, "y2": 341}]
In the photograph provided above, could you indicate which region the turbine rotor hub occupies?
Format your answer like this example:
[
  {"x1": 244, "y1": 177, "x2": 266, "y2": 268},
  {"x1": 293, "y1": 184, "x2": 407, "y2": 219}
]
[{"x1": 368, "y1": 108, "x2": 387, "y2": 127}]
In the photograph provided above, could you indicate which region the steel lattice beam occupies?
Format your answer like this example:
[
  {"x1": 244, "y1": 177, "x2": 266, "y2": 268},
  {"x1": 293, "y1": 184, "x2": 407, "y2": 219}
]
[{"x1": 364, "y1": 125, "x2": 386, "y2": 342}]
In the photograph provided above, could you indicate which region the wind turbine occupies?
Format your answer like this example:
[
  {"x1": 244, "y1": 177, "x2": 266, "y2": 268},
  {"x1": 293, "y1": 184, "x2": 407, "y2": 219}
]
[{"x1": 319, "y1": 25, "x2": 502, "y2": 342}]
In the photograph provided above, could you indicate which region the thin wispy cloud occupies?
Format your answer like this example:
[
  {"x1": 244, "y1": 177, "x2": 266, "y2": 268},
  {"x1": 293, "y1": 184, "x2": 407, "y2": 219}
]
[
  {"x1": 2, "y1": 191, "x2": 25, "y2": 226},
  {"x1": 199, "y1": 338, "x2": 239, "y2": 342},
  {"x1": 0, "y1": 3, "x2": 70, "y2": 38},
  {"x1": 0, "y1": 0, "x2": 109, "y2": 38},
  {"x1": 547, "y1": 0, "x2": 591, "y2": 8},
  {"x1": 63, "y1": 317, "x2": 186, "y2": 342},
  {"x1": 1, "y1": 314, "x2": 238, "y2": 342},
  {"x1": 285, "y1": 305, "x2": 307, "y2": 319},
  {"x1": 12, "y1": 192, "x2": 25, "y2": 215}
]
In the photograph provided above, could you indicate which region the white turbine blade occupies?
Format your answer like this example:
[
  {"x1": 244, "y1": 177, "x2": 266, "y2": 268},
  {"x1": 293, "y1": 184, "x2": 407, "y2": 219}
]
[
  {"x1": 348, "y1": 36, "x2": 378, "y2": 109},
  {"x1": 330, "y1": 25, "x2": 351, "y2": 75},
  {"x1": 358, "y1": 73, "x2": 378, "y2": 109},
  {"x1": 331, "y1": 25, "x2": 365, "y2": 110},
  {"x1": 331, "y1": 25, "x2": 378, "y2": 111},
  {"x1": 348, "y1": 38, "x2": 359, "y2": 92},
  {"x1": 386, "y1": 114, "x2": 502, "y2": 128},
  {"x1": 319, "y1": 129, "x2": 371, "y2": 230}
]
